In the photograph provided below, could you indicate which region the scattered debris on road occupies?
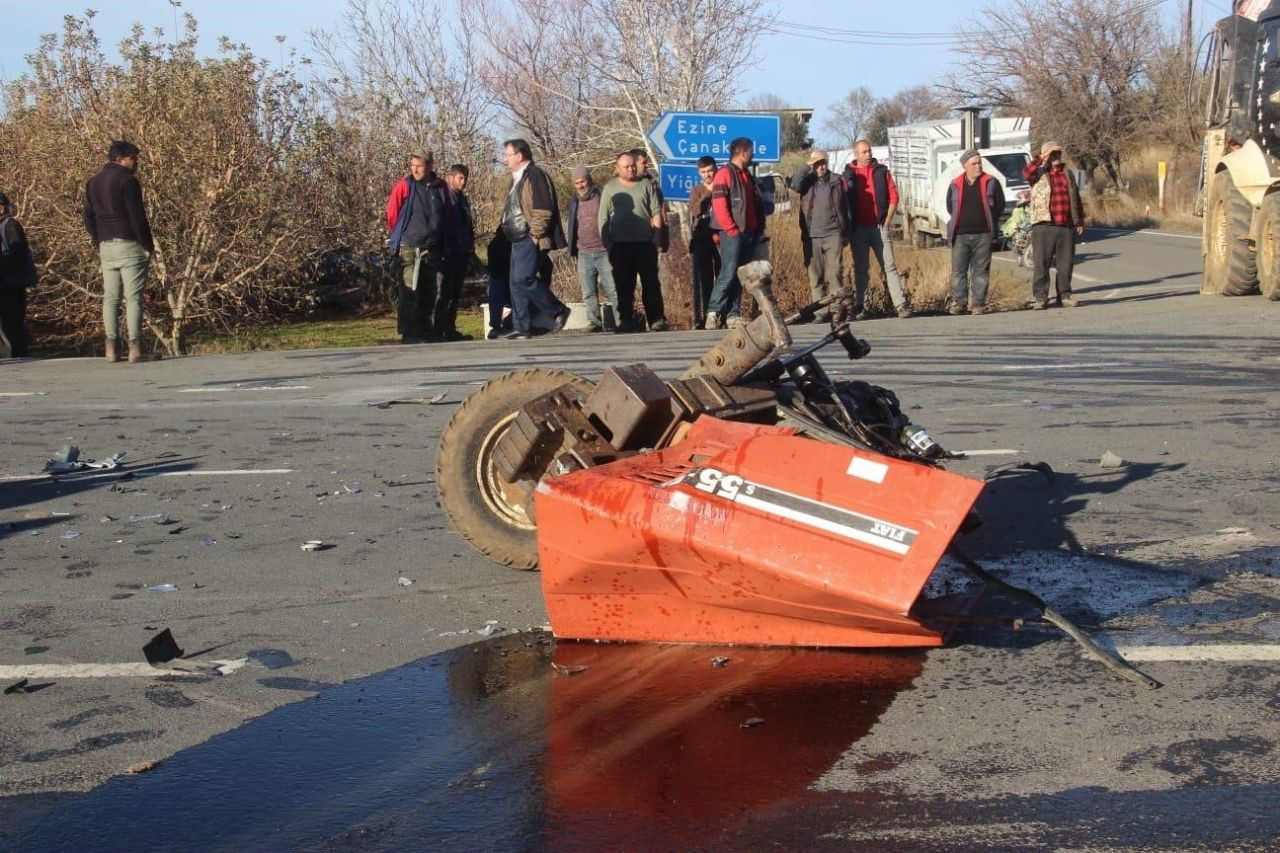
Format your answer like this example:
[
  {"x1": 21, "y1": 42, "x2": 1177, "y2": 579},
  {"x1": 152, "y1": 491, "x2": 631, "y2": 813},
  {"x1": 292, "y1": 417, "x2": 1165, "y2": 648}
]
[
  {"x1": 300, "y1": 540, "x2": 326, "y2": 552},
  {"x1": 397, "y1": 576, "x2": 415, "y2": 587},
  {"x1": 1099, "y1": 450, "x2": 1126, "y2": 468},
  {"x1": 147, "y1": 583, "x2": 179, "y2": 593},
  {"x1": 44, "y1": 445, "x2": 127, "y2": 473},
  {"x1": 143, "y1": 629, "x2": 185, "y2": 665},
  {"x1": 740, "y1": 717, "x2": 765, "y2": 729}
]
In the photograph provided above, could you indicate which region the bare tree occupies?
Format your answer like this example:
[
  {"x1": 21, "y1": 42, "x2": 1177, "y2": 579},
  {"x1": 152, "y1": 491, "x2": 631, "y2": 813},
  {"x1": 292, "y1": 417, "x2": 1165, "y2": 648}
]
[
  {"x1": 744, "y1": 92, "x2": 812, "y2": 152},
  {"x1": 822, "y1": 86, "x2": 875, "y2": 148},
  {"x1": 946, "y1": 0, "x2": 1154, "y2": 186}
]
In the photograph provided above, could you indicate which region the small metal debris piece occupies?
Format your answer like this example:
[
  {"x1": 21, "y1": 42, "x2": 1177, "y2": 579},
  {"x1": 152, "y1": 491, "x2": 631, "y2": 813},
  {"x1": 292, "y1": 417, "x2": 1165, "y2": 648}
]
[
  {"x1": 60, "y1": 531, "x2": 81, "y2": 539},
  {"x1": 342, "y1": 483, "x2": 362, "y2": 494},
  {"x1": 551, "y1": 663, "x2": 589, "y2": 676},
  {"x1": 128, "y1": 759, "x2": 160, "y2": 774},
  {"x1": 740, "y1": 717, "x2": 765, "y2": 729},
  {"x1": 147, "y1": 583, "x2": 179, "y2": 593},
  {"x1": 397, "y1": 576, "x2": 415, "y2": 587},
  {"x1": 478, "y1": 622, "x2": 504, "y2": 637},
  {"x1": 198, "y1": 537, "x2": 217, "y2": 547},
  {"x1": 1099, "y1": 451, "x2": 1125, "y2": 468},
  {"x1": 143, "y1": 628, "x2": 184, "y2": 665},
  {"x1": 44, "y1": 448, "x2": 127, "y2": 473},
  {"x1": 300, "y1": 540, "x2": 325, "y2": 552},
  {"x1": 129, "y1": 513, "x2": 165, "y2": 523},
  {"x1": 710, "y1": 656, "x2": 730, "y2": 668},
  {"x1": 100, "y1": 515, "x2": 114, "y2": 523}
]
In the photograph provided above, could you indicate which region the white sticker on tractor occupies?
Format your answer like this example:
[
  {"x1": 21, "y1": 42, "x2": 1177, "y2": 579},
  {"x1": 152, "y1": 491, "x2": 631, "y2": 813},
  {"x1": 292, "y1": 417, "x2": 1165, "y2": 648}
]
[{"x1": 846, "y1": 456, "x2": 888, "y2": 484}]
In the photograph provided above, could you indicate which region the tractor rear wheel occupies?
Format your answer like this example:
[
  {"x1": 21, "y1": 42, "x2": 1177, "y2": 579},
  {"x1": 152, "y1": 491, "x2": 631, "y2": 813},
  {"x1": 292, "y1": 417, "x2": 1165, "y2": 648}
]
[
  {"x1": 1256, "y1": 193, "x2": 1280, "y2": 301},
  {"x1": 1204, "y1": 170, "x2": 1259, "y2": 296},
  {"x1": 436, "y1": 368, "x2": 594, "y2": 570}
]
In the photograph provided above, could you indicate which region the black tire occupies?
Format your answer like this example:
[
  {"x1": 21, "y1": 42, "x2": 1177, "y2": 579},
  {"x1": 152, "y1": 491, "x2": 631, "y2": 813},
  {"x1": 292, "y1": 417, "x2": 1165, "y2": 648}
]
[
  {"x1": 1257, "y1": 193, "x2": 1280, "y2": 301},
  {"x1": 1204, "y1": 170, "x2": 1259, "y2": 296},
  {"x1": 436, "y1": 368, "x2": 594, "y2": 569}
]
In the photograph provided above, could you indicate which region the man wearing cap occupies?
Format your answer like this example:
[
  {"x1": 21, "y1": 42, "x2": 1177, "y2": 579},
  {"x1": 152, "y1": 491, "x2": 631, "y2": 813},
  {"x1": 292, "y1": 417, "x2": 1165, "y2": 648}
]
[
  {"x1": 83, "y1": 140, "x2": 155, "y2": 362},
  {"x1": 945, "y1": 149, "x2": 1005, "y2": 315},
  {"x1": 791, "y1": 150, "x2": 847, "y2": 316},
  {"x1": 386, "y1": 151, "x2": 449, "y2": 343},
  {"x1": 566, "y1": 165, "x2": 617, "y2": 332},
  {"x1": 841, "y1": 139, "x2": 910, "y2": 318},
  {"x1": 0, "y1": 192, "x2": 38, "y2": 357},
  {"x1": 1023, "y1": 141, "x2": 1085, "y2": 309}
]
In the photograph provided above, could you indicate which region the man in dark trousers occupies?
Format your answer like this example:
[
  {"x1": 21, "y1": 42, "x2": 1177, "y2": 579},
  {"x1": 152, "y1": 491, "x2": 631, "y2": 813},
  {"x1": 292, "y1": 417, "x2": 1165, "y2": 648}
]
[
  {"x1": 83, "y1": 140, "x2": 155, "y2": 363},
  {"x1": 434, "y1": 163, "x2": 475, "y2": 341},
  {"x1": 1024, "y1": 140, "x2": 1085, "y2": 309},
  {"x1": 386, "y1": 150, "x2": 449, "y2": 343},
  {"x1": 0, "y1": 192, "x2": 37, "y2": 357},
  {"x1": 791, "y1": 150, "x2": 847, "y2": 319},
  {"x1": 945, "y1": 149, "x2": 1005, "y2": 315},
  {"x1": 499, "y1": 138, "x2": 570, "y2": 340},
  {"x1": 599, "y1": 151, "x2": 667, "y2": 332},
  {"x1": 687, "y1": 156, "x2": 720, "y2": 329}
]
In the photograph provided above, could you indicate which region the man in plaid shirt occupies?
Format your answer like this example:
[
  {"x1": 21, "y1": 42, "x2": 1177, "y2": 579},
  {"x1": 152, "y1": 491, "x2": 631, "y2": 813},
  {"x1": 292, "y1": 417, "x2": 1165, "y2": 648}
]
[{"x1": 1023, "y1": 141, "x2": 1085, "y2": 309}]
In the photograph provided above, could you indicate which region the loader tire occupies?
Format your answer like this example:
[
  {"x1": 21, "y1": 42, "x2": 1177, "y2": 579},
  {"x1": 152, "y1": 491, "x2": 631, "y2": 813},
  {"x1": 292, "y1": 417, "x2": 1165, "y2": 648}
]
[
  {"x1": 1256, "y1": 193, "x2": 1280, "y2": 301},
  {"x1": 436, "y1": 368, "x2": 593, "y2": 570},
  {"x1": 1204, "y1": 170, "x2": 1259, "y2": 296}
]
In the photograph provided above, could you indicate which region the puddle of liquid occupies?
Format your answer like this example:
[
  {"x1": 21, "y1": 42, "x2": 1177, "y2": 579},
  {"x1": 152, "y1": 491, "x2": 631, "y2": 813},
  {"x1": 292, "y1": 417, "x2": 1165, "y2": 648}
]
[{"x1": 3, "y1": 635, "x2": 922, "y2": 851}]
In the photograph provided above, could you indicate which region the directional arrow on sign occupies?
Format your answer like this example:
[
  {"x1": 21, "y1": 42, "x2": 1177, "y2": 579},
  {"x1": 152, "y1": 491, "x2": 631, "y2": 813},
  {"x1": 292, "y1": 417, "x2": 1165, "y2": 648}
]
[{"x1": 646, "y1": 112, "x2": 782, "y2": 163}]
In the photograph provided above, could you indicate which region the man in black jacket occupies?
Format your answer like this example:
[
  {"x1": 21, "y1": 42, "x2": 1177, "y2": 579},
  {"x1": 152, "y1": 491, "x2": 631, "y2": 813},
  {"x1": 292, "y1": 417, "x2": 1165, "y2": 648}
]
[
  {"x1": 434, "y1": 163, "x2": 475, "y2": 341},
  {"x1": 386, "y1": 150, "x2": 449, "y2": 344},
  {"x1": 83, "y1": 140, "x2": 155, "y2": 363},
  {"x1": 0, "y1": 192, "x2": 38, "y2": 358}
]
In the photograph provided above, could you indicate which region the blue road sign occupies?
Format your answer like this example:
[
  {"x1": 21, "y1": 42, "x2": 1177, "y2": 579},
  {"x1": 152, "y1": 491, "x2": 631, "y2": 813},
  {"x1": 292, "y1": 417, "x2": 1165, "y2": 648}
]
[
  {"x1": 647, "y1": 112, "x2": 782, "y2": 163},
  {"x1": 657, "y1": 162, "x2": 703, "y2": 202}
]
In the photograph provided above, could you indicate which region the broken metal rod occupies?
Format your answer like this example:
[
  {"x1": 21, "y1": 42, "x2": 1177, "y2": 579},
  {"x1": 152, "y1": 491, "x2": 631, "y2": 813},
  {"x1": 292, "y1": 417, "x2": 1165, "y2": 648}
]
[{"x1": 947, "y1": 545, "x2": 1162, "y2": 690}]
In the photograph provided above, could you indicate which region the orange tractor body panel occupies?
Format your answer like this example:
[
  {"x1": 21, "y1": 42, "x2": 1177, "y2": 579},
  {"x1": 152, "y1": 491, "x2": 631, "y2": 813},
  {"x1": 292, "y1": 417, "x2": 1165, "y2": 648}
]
[{"x1": 536, "y1": 417, "x2": 984, "y2": 648}]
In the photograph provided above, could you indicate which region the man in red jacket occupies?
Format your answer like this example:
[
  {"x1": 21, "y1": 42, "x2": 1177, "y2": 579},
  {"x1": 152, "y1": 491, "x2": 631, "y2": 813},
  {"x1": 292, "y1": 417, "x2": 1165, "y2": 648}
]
[
  {"x1": 386, "y1": 150, "x2": 449, "y2": 343},
  {"x1": 706, "y1": 137, "x2": 770, "y2": 330},
  {"x1": 842, "y1": 140, "x2": 910, "y2": 318}
]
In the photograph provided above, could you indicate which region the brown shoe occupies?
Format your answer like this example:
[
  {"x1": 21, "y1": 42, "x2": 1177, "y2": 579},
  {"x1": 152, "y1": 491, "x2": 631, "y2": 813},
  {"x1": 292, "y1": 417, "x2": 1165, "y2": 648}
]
[
  {"x1": 948, "y1": 305, "x2": 967, "y2": 315},
  {"x1": 128, "y1": 340, "x2": 143, "y2": 363},
  {"x1": 105, "y1": 339, "x2": 120, "y2": 363},
  {"x1": 1061, "y1": 296, "x2": 1079, "y2": 308},
  {"x1": 970, "y1": 305, "x2": 987, "y2": 315}
]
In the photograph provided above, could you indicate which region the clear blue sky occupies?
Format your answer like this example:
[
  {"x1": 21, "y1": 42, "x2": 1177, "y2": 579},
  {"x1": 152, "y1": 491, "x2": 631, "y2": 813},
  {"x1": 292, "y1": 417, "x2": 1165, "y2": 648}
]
[{"x1": 1, "y1": 0, "x2": 1203, "y2": 132}]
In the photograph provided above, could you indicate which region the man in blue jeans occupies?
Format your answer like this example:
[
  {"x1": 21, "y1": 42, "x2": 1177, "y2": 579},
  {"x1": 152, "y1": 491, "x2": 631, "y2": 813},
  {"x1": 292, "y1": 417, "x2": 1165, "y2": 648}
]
[
  {"x1": 499, "y1": 139, "x2": 570, "y2": 340},
  {"x1": 83, "y1": 140, "x2": 155, "y2": 362},
  {"x1": 706, "y1": 137, "x2": 771, "y2": 330},
  {"x1": 566, "y1": 165, "x2": 617, "y2": 332}
]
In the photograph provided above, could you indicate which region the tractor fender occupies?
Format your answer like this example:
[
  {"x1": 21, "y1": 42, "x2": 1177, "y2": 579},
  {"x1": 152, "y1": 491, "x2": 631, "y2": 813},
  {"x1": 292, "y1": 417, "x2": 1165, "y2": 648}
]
[{"x1": 1217, "y1": 140, "x2": 1280, "y2": 209}]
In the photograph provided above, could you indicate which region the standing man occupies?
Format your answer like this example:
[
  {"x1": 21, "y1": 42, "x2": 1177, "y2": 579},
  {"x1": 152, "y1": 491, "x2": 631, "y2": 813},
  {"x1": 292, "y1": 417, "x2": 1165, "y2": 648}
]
[
  {"x1": 500, "y1": 138, "x2": 570, "y2": 340},
  {"x1": 566, "y1": 166, "x2": 617, "y2": 332},
  {"x1": 484, "y1": 228, "x2": 512, "y2": 340},
  {"x1": 945, "y1": 149, "x2": 1005, "y2": 315},
  {"x1": 83, "y1": 140, "x2": 154, "y2": 363},
  {"x1": 631, "y1": 148, "x2": 670, "y2": 255},
  {"x1": 687, "y1": 156, "x2": 720, "y2": 329},
  {"x1": 435, "y1": 163, "x2": 474, "y2": 341},
  {"x1": 707, "y1": 137, "x2": 769, "y2": 330},
  {"x1": 1024, "y1": 141, "x2": 1085, "y2": 309},
  {"x1": 791, "y1": 150, "x2": 846, "y2": 317},
  {"x1": 842, "y1": 139, "x2": 910, "y2": 318},
  {"x1": 0, "y1": 192, "x2": 37, "y2": 358},
  {"x1": 599, "y1": 151, "x2": 667, "y2": 332},
  {"x1": 386, "y1": 150, "x2": 448, "y2": 344}
]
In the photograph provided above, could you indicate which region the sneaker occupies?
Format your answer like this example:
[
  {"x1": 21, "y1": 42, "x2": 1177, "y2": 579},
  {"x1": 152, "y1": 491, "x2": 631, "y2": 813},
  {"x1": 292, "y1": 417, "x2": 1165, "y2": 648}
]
[
  {"x1": 1029, "y1": 300, "x2": 1048, "y2": 311},
  {"x1": 897, "y1": 307, "x2": 914, "y2": 319},
  {"x1": 854, "y1": 310, "x2": 870, "y2": 321},
  {"x1": 969, "y1": 305, "x2": 987, "y2": 315},
  {"x1": 486, "y1": 328, "x2": 502, "y2": 340},
  {"x1": 726, "y1": 315, "x2": 745, "y2": 329},
  {"x1": 703, "y1": 311, "x2": 719, "y2": 330},
  {"x1": 500, "y1": 329, "x2": 531, "y2": 340},
  {"x1": 551, "y1": 307, "x2": 572, "y2": 333},
  {"x1": 1061, "y1": 296, "x2": 1078, "y2": 308},
  {"x1": 948, "y1": 305, "x2": 966, "y2": 315},
  {"x1": 649, "y1": 318, "x2": 669, "y2": 332},
  {"x1": 587, "y1": 323, "x2": 603, "y2": 333}
]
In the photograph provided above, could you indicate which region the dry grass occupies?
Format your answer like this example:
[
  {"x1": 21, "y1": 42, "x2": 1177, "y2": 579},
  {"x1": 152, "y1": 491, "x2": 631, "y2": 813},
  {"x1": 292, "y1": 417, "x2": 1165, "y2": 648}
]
[{"x1": 1085, "y1": 144, "x2": 1202, "y2": 233}]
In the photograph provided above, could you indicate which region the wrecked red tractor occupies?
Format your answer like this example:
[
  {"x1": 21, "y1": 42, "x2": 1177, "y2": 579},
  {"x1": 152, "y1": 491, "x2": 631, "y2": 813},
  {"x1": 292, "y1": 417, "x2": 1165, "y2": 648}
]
[{"x1": 437, "y1": 262, "x2": 984, "y2": 648}]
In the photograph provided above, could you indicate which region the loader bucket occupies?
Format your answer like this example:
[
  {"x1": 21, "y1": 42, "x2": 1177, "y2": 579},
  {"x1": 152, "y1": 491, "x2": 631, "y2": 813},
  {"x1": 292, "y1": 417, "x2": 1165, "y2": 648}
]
[{"x1": 536, "y1": 416, "x2": 984, "y2": 648}]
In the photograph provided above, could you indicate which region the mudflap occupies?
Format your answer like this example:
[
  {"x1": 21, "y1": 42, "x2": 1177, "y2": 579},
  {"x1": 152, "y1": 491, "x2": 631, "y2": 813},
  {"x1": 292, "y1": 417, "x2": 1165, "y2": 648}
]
[{"x1": 535, "y1": 416, "x2": 985, "y2": 648}]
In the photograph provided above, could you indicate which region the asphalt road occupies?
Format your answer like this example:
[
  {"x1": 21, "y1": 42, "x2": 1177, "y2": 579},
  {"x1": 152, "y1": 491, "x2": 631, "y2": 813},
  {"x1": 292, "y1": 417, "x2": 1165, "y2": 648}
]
[{"x1": 2, "y1": 227, "x2": 1278, "y2": 850}]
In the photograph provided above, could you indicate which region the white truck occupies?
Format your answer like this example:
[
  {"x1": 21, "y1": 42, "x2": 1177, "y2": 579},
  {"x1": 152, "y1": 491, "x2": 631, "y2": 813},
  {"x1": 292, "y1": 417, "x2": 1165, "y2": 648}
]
[{"x1": 888, "y1": 112, "x2": 1032, "y2": 246}]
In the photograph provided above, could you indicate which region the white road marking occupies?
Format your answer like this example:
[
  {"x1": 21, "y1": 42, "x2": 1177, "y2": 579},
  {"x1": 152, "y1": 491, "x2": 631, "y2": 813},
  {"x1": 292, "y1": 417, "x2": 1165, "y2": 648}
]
[
  {"x1": 957, "y1": 449, "x2": 1021, "y2": 456},
  {"x1": 1089, "y1": 228, "x2": 1199, "y2": 241},
  {"x1": 0, "y1": 391, "x2": 44, "y2": 397},
  {"x1": 177, "y1": 385, "x2": 312, "y2": 393},
  {"x1": 999, "y1": 362, "x2": 1130, "y2": 370},
  {"x1": 0, "y1": 659, "x2": 248, "y2": 679},
  {"x1": 1111, "y1": 644, "x2": 1280, "y2": 662},
  {"x1": 0, "y1": 468, "x2": 294, "y2": 482}
]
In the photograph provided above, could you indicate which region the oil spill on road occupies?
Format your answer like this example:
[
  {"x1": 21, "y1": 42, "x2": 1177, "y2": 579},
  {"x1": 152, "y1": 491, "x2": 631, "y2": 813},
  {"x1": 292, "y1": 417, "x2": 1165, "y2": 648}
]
[{"x1": 2, "y1": 634, "x2": 923, "y2": 851}]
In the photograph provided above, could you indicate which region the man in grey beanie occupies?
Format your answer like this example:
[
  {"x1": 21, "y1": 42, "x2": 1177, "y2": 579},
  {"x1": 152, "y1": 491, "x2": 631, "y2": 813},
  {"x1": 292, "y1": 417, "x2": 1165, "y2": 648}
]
[
  {"x1": 566, "y1": 165, "x2": 616, "y2": 331},
  {"x1": 945, "y1": 149, "x2": 1004, "y2": 314}
]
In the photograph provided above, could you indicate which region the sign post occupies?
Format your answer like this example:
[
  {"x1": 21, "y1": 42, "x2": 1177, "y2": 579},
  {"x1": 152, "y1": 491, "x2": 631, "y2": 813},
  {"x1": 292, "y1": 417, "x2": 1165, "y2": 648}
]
[
  {"x1": 1157, "y1": 160, "x2": 1168, "y2": 213},
  {"x1": 646, "y1": 112, "x2": 782, "y2": 163}
]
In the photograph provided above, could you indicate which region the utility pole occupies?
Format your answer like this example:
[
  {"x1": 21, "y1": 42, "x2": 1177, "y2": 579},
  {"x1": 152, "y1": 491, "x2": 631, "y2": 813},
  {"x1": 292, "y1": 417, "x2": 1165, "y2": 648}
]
[{"x1": 1185, "y1": 0, "x2": 1193, "y2": 61}]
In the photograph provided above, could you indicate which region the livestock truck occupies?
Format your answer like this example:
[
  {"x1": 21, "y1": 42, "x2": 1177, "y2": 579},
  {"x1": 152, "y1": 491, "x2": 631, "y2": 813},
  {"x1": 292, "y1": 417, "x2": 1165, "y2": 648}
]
[
  {"x1": 1198, "y1": 0, "x2": 1280, "y2": 300},
  {"x1": 888, "y1": 109, "x2": 1032, "y2": 247}
]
